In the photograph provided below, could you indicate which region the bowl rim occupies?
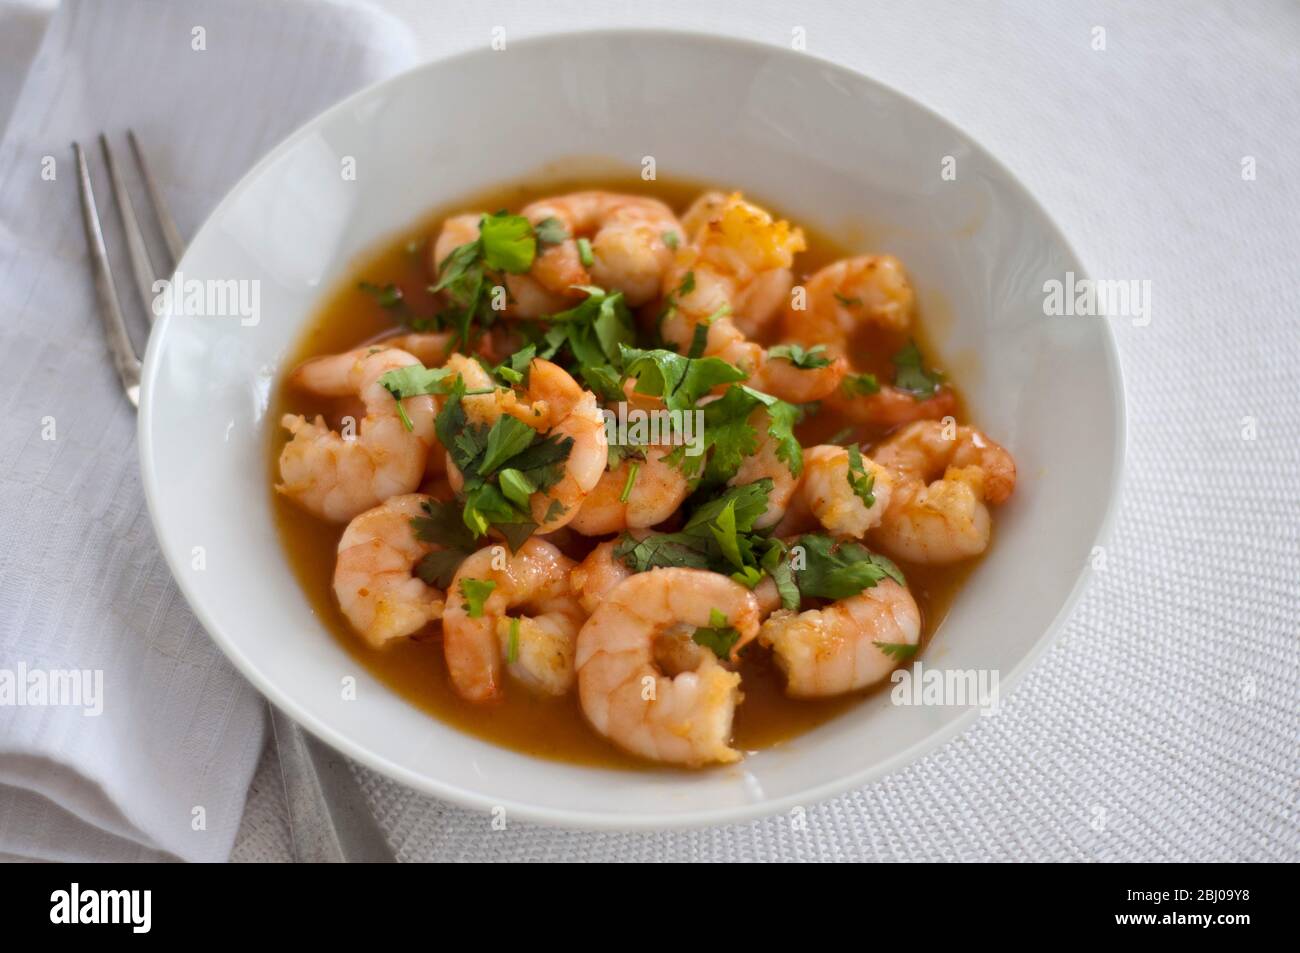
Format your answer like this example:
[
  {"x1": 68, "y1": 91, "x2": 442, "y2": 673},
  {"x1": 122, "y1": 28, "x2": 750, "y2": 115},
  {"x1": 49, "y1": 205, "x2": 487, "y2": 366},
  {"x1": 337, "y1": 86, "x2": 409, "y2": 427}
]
[{"x1": 138, "y1": 26, "x2": 1127, "y2": 830}]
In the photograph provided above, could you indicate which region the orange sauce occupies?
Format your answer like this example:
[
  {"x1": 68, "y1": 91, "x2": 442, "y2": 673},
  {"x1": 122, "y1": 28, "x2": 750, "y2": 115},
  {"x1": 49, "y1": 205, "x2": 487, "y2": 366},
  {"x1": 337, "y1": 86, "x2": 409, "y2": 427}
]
[{"x1": 269, "y1": 174, "x2": 977, "y2": 769}]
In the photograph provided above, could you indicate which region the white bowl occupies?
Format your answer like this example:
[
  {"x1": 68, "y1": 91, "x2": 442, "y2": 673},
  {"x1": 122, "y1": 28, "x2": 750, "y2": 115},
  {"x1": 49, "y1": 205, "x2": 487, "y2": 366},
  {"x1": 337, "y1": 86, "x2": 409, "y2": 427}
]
[{"x1": 139, "y1": 30, "x2": 1124, "y2": 828}]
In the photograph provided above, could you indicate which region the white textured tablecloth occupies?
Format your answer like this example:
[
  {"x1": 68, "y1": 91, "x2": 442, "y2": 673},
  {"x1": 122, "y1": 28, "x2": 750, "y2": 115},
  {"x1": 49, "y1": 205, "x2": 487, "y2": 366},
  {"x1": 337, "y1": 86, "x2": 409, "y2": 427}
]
[
  {"x1": 0, "y1": 0, "x2": 417, "y2": 862},
  {"x1": 4, "y1": 0, "x2": 1296, "y2": 863}
]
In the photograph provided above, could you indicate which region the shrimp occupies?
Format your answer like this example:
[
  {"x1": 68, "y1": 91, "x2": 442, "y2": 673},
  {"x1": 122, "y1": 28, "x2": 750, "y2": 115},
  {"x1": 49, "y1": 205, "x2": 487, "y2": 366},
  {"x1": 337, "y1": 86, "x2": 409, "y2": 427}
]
[
  {"x1": 570, "y1": 540, "x2": 632, "y2": 615},
  {"x1": 443, "y1": 538, "x2": 585, "y2": 701},
  {"x1": 759, "y1": 578, "x2": 920, "y2": 697},
  {"x1": 574, "y1": 568, "x2": 762, "y2": 765},
  {"x1": 333, "y1": 494, "x2": 445, "y2": 648},
  {"x1": 442, "y1": 355, "x2": 607, "y2": 533},
  {"x1": 277, "y1": 346, "x2": 438, "y2": 522},
  {"x1": 665, "y1": 192, "x2": 805, "y2": 339},
  {"x1": 381, "y1": 331, "x2": 456, "y2": 368},
  {"x1": 729, "y1": 407, "x2": 800, "y2": 530},
  {"x1": 431, "y1": 212, "x2": 483, "y2": 277},
  {"x1": 823, "y1": 383, "x2": 959, "y2": 432},
  {"x1": 869, "y1": 420, "x2": 1016, "y2": 563},
  {"x1": 567, "y1": 446, "x2": 690, "y2": 536},
  {"x1": 800, "y1": 444, "x2": 895, "y2": 538},
  {"x1": 504, "y1": 192, "x2": 682, "y2": 316},
  {"x1": 782, "y1": 255, "x2": 915, "y2": 357},
  {"x1": 660, "y1": 193, "x2": 846, "y2": 402}
]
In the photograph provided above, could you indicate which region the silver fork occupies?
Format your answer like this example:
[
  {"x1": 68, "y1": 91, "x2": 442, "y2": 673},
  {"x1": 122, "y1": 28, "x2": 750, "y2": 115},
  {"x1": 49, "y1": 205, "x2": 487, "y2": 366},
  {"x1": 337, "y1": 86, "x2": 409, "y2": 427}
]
[{"x1": 74, "y1": 132, "x2": 396, "y2": 864}]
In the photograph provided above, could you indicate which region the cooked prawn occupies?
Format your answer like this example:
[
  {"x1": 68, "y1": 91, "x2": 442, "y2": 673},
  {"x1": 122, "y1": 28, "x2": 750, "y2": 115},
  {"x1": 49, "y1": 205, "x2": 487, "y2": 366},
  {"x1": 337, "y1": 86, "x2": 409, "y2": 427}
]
[
  {"x1": 759, "y1": 578, "x2": 920, "y2": 697},
  {"x1": 567, "y1": 446, "x2": 690, "y2": 536},
  {"x1": 823, "y1": 383, "x2": 959, "y2": 432},
  {"x1": 869, "y1": 420, "x2": 1016, "y2": 563},
  {"x1": 333, "y1": 494, "x2": 445, "y2": 647},
  {"x1": 277, "y1": 346, "x2": 438, "y2": 522},
  {"x1": 729, "y1": 407, "x2": 800, "y2": 529},
  {"x1": 570, "y1": 540, "x2": 632, "y2": 615},
  {"x1": 442, "y1": 354, "x2": 607, "y2": 533},
  {"x1": 503, "y1": 192, "x2": 681, "y2": 316},
  {"x1": 782, "y1": 255, "x2": 915, "y2": 357},
  {"x1": 574, "y1": 568, "x2": 762, "y2": 765},
  {"x1": 443, "y1": 538, "x2": 584, "y2": 701},
  {"x1": 800, "y1": 444, "x2": 895, "y2": 538}
]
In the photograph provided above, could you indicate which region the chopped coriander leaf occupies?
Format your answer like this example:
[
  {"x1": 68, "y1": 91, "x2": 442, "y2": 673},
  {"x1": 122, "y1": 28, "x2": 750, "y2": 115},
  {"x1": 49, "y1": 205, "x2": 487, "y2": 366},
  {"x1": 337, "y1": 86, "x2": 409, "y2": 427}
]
[
  {"x1": 846, "y1": 445, "x2": 876, "y2": 509},
  {"x1": 379, "y1": 364, "x2": 456, "y2": 401},
  {"x1": 619, "y1": 346, "x2": 746, "y2": 413},
  {"x1": 534, "y1": 286, "x2": 635, "y2": 399},
  {"x1": 576, "y1": 236, "x2": 594, "y2": 268},
  {"x1": 833, "y1": 292, "x2": 863, "y2": 308},
  {"x1": 498, "y1": 467, "x2": 536, "y2": 510},
  {"x1": 760, "y1": 539, "x2": 801, "y2": 610},
  {"x1": 686, "y1": 321, "x2": 709, "y2": 359},
  {"x1": 768, "y1": 343, "x2": 831, "y2": 369},
  {"x1": 460, "y1": 578, "x2": 497, "y2": 618},
  {"x1": 692, "y1": 608, "x2": 742, "y2": 660},
  {"x1": 662, "y1": 230, "x2": 679, "y2": 249},
  {"x1": 393, "y1": 401, "x2": 413, "y2": 432},
  {"x1": 507, "y1": 617, "x2": 521, "y2": 662},
  {"x1": 410, "y1": 499, "x2": 478, "y2": 587},
  {"x1": 619, "y1": 462, "x2": 640, "y2": 504},
  {"x1": 615, "y1": 481, "x2": 774, "y2": 579},
  {"x1": 842, "y1": 371, "x2": 880, "y2": 397},
  {"x1": 891, "y1": 339, "x2": 944, "y2": 399},
  {"x1": 533, "y1": 216, "x2": 569, "y2": 247},
  {"x1": 542, "y1": 499, "x2": 568, "y2": 524},
  {"x1": 678, "y1": 384, "x2": 802, "y2": 487},
  {"x1": 479, "y1": 212, "x2": 536, "y2": 274},
  {"x1": 791, "y1": 534, "x2": 905, "y2": 601},
  {"x1": 359, "y1": 281, "x2": 404, "y2": 309},
  {"x1": 480, "y1": 416, "x2": 539, "y2": 475},
  {"x1": 874, "y1": 640, "x2": 919, "y2": 660},
  {"x1": 678, "y1": 270, "x2": 696, "y2": 295},
  {"x1": 827, "y1": 427, "x2": 855, "y2": 445}
]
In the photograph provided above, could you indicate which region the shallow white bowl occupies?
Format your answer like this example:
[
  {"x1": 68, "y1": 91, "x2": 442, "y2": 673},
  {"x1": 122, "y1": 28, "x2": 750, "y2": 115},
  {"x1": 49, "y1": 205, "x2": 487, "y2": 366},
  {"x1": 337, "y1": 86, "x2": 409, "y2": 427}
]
[{"x1": 140, "y1": 30, "x2": 1124, "y2": 828}]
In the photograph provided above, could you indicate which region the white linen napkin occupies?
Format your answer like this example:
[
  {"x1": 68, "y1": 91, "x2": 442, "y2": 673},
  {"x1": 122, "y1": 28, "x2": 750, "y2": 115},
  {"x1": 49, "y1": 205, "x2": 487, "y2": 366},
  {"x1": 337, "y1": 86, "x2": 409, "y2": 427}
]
[{"x1": 0, "y1": 0, "x2": 417, "y2": 862}]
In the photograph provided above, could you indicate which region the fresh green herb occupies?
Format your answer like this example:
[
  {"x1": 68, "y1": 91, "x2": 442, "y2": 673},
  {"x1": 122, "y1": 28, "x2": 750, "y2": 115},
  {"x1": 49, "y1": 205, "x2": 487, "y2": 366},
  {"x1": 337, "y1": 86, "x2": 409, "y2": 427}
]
[
  {"x1": 358, "y1": 281, "x2": 404, "y2": 309},
  {"x1": 686, "y1": 321, "x2": 709, "y2": 359},
  {"x1": 790, "y1": 534, "x2": 905, "y2": 601},
  {"x1": 479, "y1": 212, "x2": 536, "y2": 273},
  {"x1": 662, "y1": 230, "x2": 679, "y2": 249},
  {"x1": 410, "y1": 499, "x2": 478, "y2": 588},
  {"x1": 507, "y1": 617, "x2": 521, "y2": 662},
  {"x1": 873, "y1": 640, "x2": 919, "y2": 660},
  {"x1": 842, "y1": 371, "x2": 881, "y2": 397},
  {"x1": 827, "y1": 427, "x2": 855, "y2": 445},
  {"x1": 833, "y1": 292, "x2": 863, "y2": 308},
  {"x1": 892, "y1": 339, "x2": 944, "y2": 398},
  {"x1": 434, "y1": 376, "x2": 572, "y2": 546},
  {"x1": 619, "y1": 462, "x2": 640, "y2": 504},
  {"x1": 846, "y1": 445, "x2": 876, "y2": 509},
  {"x1": 497, "y1": 467, "x2": 537, "y2": 510},
  {"x1": 533, "y1": 216, "x2": 569, "y2": 247},
  {"x1": 761, "y1": 539, "x2": 801, "y2": 610},
  {"x1": 614, "y1": 480, "x2": 773, "y2": 579},
  {"x1": 576, "y1": 236, "x2": 594, "y2": 268},
  {"x1": 619, "y1": 346, "x2": 746, "y2": 413},
  {"x1": 480, "y1": 416, "x2": 539, "y2": 475},
  {"x1": 678, "y1": 271, "x2": 696, "y2": 295},
  {"x1": 530, "y1": 286, "x2": 635, "y2": 401},
  {"x1": 460, "y1": 578, "x2": 497, "y2": 618},
  {"x1": 671, "y1": 384, "x2": 802, "y2": 487},
  {"x1": 379, "y1": 363, "x2": 456, "y2": 400},
  {"x1": 768, "y1": 343, "x2": 831, "y2": 369},
  {"x1": 691, "y1": 608, "x2": 742, "y2": 660}
]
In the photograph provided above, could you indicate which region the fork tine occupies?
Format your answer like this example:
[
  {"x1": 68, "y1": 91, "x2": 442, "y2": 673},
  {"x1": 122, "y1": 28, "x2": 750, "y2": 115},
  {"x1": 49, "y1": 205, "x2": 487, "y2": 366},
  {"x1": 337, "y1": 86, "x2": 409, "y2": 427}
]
[
  {"x1": 127, "y1": 129, "x2": 185, "y2": 268},
  {"x1": 74, "y1": 142, "x2": 141, "y2": 407},
  {"x1": 99, "y1": 133, "x2": 161, "y2": 325}
]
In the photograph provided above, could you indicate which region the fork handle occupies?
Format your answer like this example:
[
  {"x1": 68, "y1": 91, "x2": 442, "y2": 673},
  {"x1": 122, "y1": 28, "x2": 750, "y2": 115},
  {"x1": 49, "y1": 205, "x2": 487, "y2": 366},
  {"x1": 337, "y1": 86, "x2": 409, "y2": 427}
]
[{"x1": 268, "y1": 703, "x2": 396, "y2": 863}]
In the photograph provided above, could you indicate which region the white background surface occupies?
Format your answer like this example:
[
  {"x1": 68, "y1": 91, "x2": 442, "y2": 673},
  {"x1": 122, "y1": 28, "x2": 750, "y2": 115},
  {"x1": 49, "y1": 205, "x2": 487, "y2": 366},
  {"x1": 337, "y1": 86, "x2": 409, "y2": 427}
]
[{"x1": 3, "y1": 0, "x2": 1297, "y2": 862}]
